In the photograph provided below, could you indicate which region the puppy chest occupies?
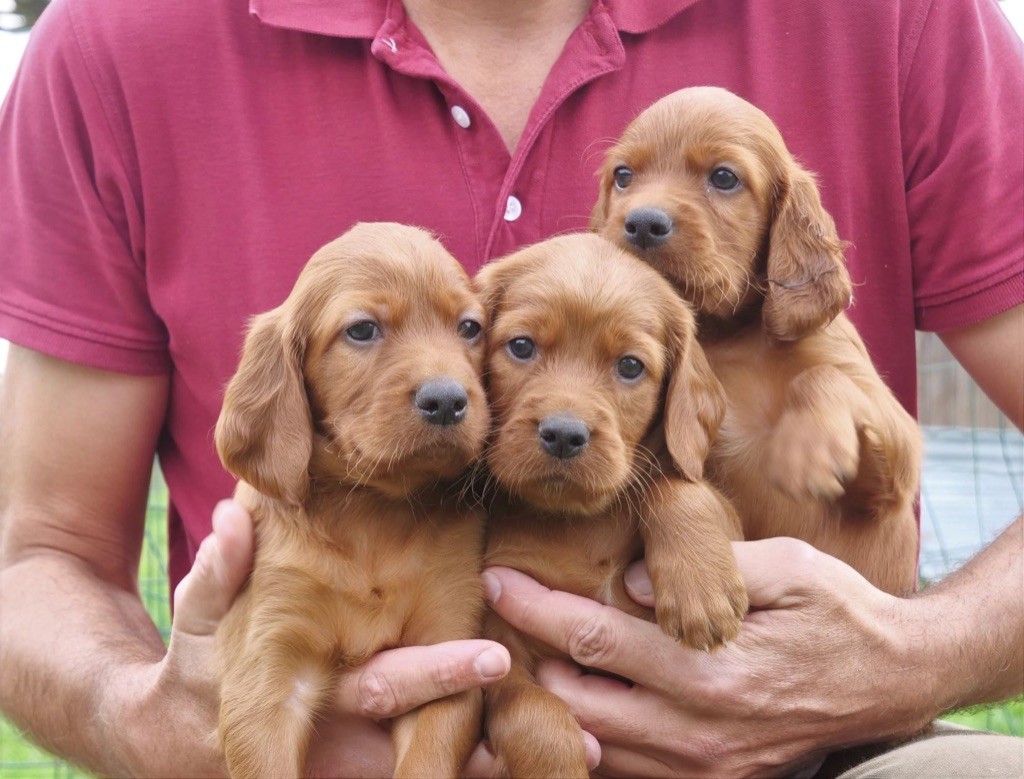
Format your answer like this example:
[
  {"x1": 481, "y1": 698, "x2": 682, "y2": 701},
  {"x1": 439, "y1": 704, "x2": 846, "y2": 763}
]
[
  {"x1": 487, "y1": 511, "x2": 641, "y2": 606},
  {"x1": 325, "y1": 528, "x2": 480, "y2": 660}
]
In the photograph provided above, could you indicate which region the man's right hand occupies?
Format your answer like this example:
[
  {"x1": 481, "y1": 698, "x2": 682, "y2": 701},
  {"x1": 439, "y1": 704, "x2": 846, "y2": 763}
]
[{"x1": 119, "y1": 498, "x2": 514, "y2": 777}]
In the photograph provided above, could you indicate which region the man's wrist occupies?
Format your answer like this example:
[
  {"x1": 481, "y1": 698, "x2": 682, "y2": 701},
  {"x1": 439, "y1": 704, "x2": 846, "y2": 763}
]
[
  {"x1": 95, "y1": 660, "x2": 164, "y2": 777},
  {"x1": 96, "y1": 656, "x2": 224, "y2": 778},
  {"x1": 886, "y1": 592, "x2": 966, "y2": 722},
  {"x1": 897, "y1": 519, "x2": 1024, "y2": 710}
]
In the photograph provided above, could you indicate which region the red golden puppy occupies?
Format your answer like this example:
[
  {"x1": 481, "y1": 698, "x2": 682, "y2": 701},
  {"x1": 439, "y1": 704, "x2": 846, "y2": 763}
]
[
  {"x1": 477, "y1": 234, "x2": 747, "y2": 778},
  {"x1": 592, "y1": 86, "x2": 921, "y2": 594},
  {"x1": 213, "y1": 223, "x2": 489, "y2": 778}
]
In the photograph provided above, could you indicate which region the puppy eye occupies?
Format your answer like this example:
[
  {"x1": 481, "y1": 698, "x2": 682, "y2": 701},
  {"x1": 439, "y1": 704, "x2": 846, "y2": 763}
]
[
  {"x1": 616, "y1": 356, "x2": 645, "y2": 380},
  {"x1": 458, "y1": 319, "x2": 482, "y2": 341},
  {"x1": 710, "y1": 168, "x2": 740, "y2": 191},
  {"x1": 613, "y1": 166, "x2": 634, "y2": 190},
  {"x1": 507, "y1": 337, "x2": 536, "y2": 361},
  {"x1": 346, "y1": 321, "x2": 380, "y2": 343}
]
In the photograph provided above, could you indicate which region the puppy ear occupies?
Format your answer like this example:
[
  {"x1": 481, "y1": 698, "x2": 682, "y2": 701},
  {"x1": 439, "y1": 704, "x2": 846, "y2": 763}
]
[
  {"x1": 588, "y1": 157, "x2": 614, "y2": 232},
  {"x1": 473, "y1": 260, "x2": 510, "y2": 317},
  {"x1": 763, "y1": 165, "x2": 852, "y2": 341},
  {"x1": 475, "y1": 249, "x2": 536, "y2": 316},
  {"x1": 663, "y1": 299, "x2": 726, "y2": 481},
  {"x1": 215, "y1": 308, "x2": 313, "y2": 506}
]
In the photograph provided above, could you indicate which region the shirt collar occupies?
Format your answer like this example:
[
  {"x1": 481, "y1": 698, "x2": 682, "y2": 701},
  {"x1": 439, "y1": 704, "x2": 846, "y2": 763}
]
[
  {"x1": 249, "y1": 0, "x2": 701, "y2": 39},
  {"x1": 605, "y1": 0, "x2": 704, "y2": 34}
]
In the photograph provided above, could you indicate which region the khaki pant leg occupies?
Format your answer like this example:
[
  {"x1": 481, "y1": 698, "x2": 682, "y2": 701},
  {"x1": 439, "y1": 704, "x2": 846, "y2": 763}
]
[{"x1": 819, "y1": 722, "x2": 1023, "y2": 779}]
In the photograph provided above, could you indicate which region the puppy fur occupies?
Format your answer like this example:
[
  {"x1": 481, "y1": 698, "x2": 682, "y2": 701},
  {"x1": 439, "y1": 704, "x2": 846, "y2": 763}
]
[
  {"x1": 477, "y1": 234, "x2": 746, "y2": 778},
  {"x1": 592, "y1": 87, "x2": 921, "y2": 594},
  {"x1": 213, "y1": 223, "x2": 489, "y2": 779}
]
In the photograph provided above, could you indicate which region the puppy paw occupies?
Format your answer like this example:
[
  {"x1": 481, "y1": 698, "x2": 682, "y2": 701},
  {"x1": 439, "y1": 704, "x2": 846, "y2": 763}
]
[
  {"x1": 654, "y1": 565, "x2": 748, "y2": 652},
  {"x1": 766, "y1": 408, "x2": 859, "y2": 502}
]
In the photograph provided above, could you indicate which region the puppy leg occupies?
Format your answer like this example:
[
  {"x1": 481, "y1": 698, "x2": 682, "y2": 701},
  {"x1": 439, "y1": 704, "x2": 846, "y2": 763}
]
[
  {"x1": 637, "y1": 477, "x2": 747, "y2": 650},
  {"x1": 219, "y1": 649, "x2": 332, "y2": 779},
  {"x1": 392, "y1": 689, "x2": 483, "y2": 779},
  {"x1": 392, "y1": 560, "x2": 485, "y2": 779},
  {"x1": 765, "y1": 364, "x2": 867, "y2": 502},
  {"x1": 484, "y1": 616, "x2": 589, "y2": 779}
]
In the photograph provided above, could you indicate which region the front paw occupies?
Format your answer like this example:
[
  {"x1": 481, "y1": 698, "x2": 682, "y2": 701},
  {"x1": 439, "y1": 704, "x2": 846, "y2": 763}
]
[
  {"x1": 766, "y1": 408, "x2": 859, "y2": 502},
  {"x1": 653, "y1": 564, "x2": 748, "y2": 651}
]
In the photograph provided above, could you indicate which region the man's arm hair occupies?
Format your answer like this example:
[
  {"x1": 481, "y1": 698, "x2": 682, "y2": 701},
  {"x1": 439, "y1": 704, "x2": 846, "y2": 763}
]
[{"x1": 0, "y1": 346, "x2": 173, "y2": 774}]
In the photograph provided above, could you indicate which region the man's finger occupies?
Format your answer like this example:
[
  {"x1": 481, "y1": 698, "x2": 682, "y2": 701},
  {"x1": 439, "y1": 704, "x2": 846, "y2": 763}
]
[
  {"x1": 592, "y1": 741, "x2": 691, "y2": 779},
  {"x1": 335, "y1": 640, "x2": 511, "y2": 719},
  {"x1": 731, "y1": 537, "x2": 866, "y2": 609},
  {"x1": 536, "y1": 658, "x2": 673, "y2": 749},
  {"x1": 171, "y1": 499, "x2": 254, "y2": 636},
  {"x1": 623, "y1": 560, "x2": 654, "y2": 607},
  {"x1": 483, "y1": 567, "x2": 706, "y2": 694}
]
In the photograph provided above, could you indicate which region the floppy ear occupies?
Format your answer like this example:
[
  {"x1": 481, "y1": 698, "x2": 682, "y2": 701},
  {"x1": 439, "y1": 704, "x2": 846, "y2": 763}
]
[
  {"x1": 215, "y1": 308, "x2": 313, "y2": 506},
  {"x1": 588, "y1": 156, "x2": 615, "y2": 232},
  {"x1": 762, "y1": 165, "x2": 852, "y2": 341},
  {"x1": 473, "y1": 260, "x2": 510, "y2": 318},
  {"x1": 474, "y1": 248, "x2": 538, "y2": 317},
  {"x1": 662, "y1": 299, "x2": 726, "y2": 481}
]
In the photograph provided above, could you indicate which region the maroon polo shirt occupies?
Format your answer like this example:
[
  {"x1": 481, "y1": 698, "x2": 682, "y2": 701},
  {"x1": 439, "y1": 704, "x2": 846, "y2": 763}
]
[{"x1": 1, "y1": 0, "x2": 1021, "y2": 587}]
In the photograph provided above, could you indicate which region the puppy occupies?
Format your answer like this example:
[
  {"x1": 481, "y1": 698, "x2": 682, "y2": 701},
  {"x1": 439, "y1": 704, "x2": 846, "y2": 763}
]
[
  {"x1": 592, "y1": 86, "x2": 921, "y2": 594},
  {"x1": 477, "y1": 233, "x2": 747, "y2": 778},
  {"x1": 213, "y1": 223, "x2": 489, "y2": 779}
]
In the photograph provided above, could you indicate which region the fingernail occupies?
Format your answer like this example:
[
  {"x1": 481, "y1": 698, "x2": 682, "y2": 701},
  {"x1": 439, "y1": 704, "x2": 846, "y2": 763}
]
[
  {"x1": 482, "y1": 571, "x2": 501, "y2": 604},
  {"x1": 473, "y1": 647, "x2": 510, "y2": 679},
  {"x1": 211, "y1": 499, "x2": 235, "y2": 536},
  {"x1": 583, "y1": 731, "x2": 602, "y2": 770},
  {"x1": 623, "y1": 563, "x2": 652, "y2": 599}
]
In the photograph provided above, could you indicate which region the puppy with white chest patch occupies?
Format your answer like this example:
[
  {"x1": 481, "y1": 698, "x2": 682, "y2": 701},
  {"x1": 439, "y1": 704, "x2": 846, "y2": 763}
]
[
  {"x1": 476, "y1": 233, "x2": 747, "y2": 779},
  {"x1": 592, "y1": 86, "x2": 921, "y2": 595},
  {"x1": 213, "y1": 223, "x2": 489, "y2": 779}
]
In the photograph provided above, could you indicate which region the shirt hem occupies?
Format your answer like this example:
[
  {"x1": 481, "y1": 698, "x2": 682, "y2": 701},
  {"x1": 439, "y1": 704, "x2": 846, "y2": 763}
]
[
  {"x1": 0, "y1": 305, "x2": 170, "y2": 375},
  {"x1": 916, "y1": 271, "x2": 1024, "y2": 332}
]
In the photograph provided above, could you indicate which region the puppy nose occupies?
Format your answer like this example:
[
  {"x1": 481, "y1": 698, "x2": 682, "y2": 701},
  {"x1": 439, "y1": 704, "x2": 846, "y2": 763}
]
[
  {"x1": 415, "y1": 377, "x2": 468, "y2": 427},
  {"x1": 538, "y1": 415, "x2": 590, "y2": 460},
  {"x1": 624, "y1": 207, "x2": 674, "y2": 249}
]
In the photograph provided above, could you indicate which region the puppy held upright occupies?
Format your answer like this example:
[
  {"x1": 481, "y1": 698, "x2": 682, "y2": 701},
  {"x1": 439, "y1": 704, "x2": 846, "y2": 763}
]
[
  {"x1": 477, "y1": 234, "x2": 746, "y2": 779},
  {"x1": 592, "y1": 86, "x2": 922, "y2": 595},
  {"x1": 213, "y1": 223, "x2": 489, "y2": 779}
]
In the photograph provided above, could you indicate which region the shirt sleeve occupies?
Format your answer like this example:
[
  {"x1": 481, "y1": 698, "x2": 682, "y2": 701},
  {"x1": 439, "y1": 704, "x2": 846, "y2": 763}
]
[
  {"x1": 901, "y1": 0, "x2": 1024, "y2": 332},
  {"x1": 0, "y1": 0, "x2": 169, "y2": 374}
]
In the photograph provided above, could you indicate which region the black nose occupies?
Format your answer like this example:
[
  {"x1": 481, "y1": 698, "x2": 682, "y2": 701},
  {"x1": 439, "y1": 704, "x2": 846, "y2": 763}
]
[
  {"x1": 624, "y1": 207, "x2": 674, "y2": 249},
  {"x1": 415, "y1": 378, "x2": 468, "y2": 427},
  {"x1": 538, "y1": 415, "x2": 590, "y2": 460}
]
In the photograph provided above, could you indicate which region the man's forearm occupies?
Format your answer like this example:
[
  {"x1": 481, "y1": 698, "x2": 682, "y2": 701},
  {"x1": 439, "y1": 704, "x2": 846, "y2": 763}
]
[
  {"x1": 906, "y1": 516, "x2": 1023, "y2": 711},
  {"x1": 0, "y1": 552, "x2": 165, "y2": 775}
]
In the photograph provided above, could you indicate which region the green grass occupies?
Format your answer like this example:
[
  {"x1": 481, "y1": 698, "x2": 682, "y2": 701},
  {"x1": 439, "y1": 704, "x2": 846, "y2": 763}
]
[{"x1": 0, "y1": 470, "x2": 1019, "y2": 778}]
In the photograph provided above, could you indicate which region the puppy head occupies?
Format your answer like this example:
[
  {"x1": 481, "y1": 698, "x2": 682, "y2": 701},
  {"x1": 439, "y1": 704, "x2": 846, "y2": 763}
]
[
  {"x1": 215, "y1": 223, "x2": 489, "y2": 505},
  {"x1": 476, "y1": 234, "x2": 723, "y2": 515},
  {"x1": 591, "y1": 86, "x2": 851, "y2": 341}
]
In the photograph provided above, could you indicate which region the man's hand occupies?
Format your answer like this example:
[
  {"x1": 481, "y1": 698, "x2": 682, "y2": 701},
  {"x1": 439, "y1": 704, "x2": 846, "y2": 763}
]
[
  {"x1": 484, "y1": 539, "x2": 960, "y2": 779},
  {"x1": 118, "y1": 499, "x2": 515, "y2": 777}
]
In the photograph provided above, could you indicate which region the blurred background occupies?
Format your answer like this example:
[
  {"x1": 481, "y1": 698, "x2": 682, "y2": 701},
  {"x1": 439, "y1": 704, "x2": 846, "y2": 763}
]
[{"x1": 0, "y1": 1, "x2": 1021, "y2": 776}]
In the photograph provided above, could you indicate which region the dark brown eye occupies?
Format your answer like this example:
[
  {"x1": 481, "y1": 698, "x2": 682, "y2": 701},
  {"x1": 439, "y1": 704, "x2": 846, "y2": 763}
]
[
  {"x1": 617, "y1": 356, "x2": 645, "y2": 380},
  {"x1": 458, "y1": 319, "x2": 482, "y2": 341},
  {"x1": 710, "y1": 167, "x2": 740, "y2": 191},
  {"x1": 346, "y1": 321, "x2": 379, "y2": 342},
  {"x1": 508, "y1": 337, "x2": 536, "y2": 361},
  {"x1": 613, "y1": 166, "x2": 634, "y2": 190}
]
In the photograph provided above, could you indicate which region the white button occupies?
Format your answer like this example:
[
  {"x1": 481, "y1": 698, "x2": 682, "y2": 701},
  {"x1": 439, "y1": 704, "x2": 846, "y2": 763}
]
[
  {"x1": 450, "y1": 105, "x2": 471, "y2": 128},
  {"x1": 504, "y1": 195, "x2": 522, "y2": 222}
]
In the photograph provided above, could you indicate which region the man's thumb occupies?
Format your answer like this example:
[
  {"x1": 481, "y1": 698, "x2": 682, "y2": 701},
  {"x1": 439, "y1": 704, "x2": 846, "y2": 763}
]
[{"x1": 172, "y1": 499, "x2": 254, "y2": 636}]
